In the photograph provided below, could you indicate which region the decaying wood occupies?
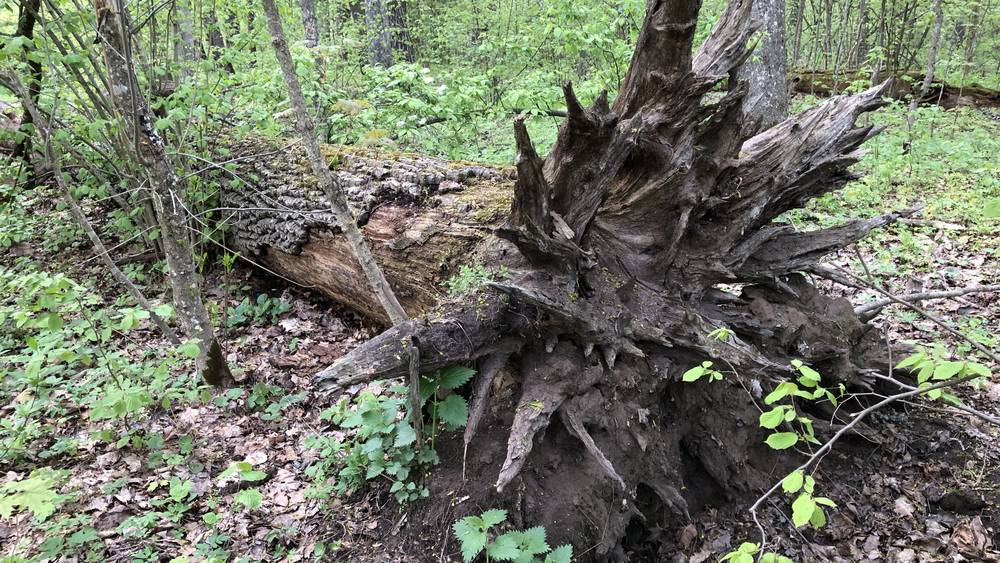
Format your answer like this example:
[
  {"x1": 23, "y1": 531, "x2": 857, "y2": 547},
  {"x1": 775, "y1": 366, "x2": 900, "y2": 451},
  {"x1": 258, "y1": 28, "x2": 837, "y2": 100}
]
[
  {"x1": 224, "y1": 0, "x2": 916, "y2": 557},
  {"x1": 221, "y1": 138, "x2": 513, "y2": 323},
  {"x1": 790, "y1": 69, "x2": 1000, "y2": 108}
]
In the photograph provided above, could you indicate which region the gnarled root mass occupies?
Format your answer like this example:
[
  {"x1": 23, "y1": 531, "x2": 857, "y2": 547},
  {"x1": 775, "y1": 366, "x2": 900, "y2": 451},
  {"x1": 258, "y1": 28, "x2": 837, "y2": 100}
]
[{"x1": 224, "y1": 0, "x2": 910, "y2": 557}]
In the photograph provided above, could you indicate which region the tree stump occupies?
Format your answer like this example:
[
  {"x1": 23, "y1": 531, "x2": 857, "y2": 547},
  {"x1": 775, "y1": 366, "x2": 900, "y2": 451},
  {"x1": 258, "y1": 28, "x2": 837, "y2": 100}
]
[{"x1": 224, "y1": 0, "x2": 910, "y2": 557}]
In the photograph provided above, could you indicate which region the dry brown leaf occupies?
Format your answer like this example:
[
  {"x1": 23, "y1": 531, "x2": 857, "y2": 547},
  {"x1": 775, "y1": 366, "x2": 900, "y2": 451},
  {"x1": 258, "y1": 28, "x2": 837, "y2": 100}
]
[
  {"x1": 950, "y1": 516, "x2": 992, "y2": 556},
  {"x1": 895, "y1": 496, "x2": 916, "y2": 518}
]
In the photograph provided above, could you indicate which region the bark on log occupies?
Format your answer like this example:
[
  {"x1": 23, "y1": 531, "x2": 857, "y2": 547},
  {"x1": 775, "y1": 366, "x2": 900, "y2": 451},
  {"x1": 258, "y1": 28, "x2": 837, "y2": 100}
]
[{"x1": 221, "y1": 137, "x2": 515, "y2": 323}]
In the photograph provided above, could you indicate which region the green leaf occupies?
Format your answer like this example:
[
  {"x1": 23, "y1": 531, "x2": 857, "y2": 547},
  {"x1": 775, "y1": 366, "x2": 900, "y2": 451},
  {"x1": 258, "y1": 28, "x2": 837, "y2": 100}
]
[
  {"x1": 764, "y1": 382, "x2": 796, "y2": 405},
  {"x1": 453, "y1": 519, "x2": 487, "y2": 562},
  {"x1": 809, "y1": 506, "x2": 827, "y2": 528},
  {"x1": 202, "y1": 512, "x2": 220, "y2": 525},
  {"x1": 933, "y1": 361, "x2": 964, "y2": 381},
  {"x1": 67, "y1": 526, "x2": 99, "y2": 546},
  {"x1": 895, "y1": 351, "x2": 925, "y2": 370},
  {"x1": 394, "y1": 423, "x2": 417, "y2": 447},
  {"x1": 438, "y1": 365, "x2": 476, "y2": 390},
  {"x1": 233, "y1": 488, "x2": 262, "y2": 510},
  {"x1": 153, "y1": 303, "x2": 174, "y2": 319},
  {"x1": 984, "y1": 198, "x2": 1000, "y2": 218},
  {"x1": 917, "y1": 364, "x2": 933, "y2": 384},
  {"x1": 240, "y1": 470, "x2": 267, "y2": 482},
  {"x1": 682, "y1": 365, "x2": 706, "y2": 382},
  {"x1": 721, "y1": 543, "x2": 760, "y2": 562},
  {"x1": 796, "y1": 362, "x2": 821, "y2": 382},
  {"x1": 814, "y1": 496, "x2": 837, "y2": 507},
  {"x1": 759, "y1": 407, "x2": 786, "y2": 429},
  {"x1": 966, "y1": 363, "x2": 991, "y2": 378},
  {"x1": 513, "y1": 526, "x2": 549, "y2": 555},
  {"x1": 176, "y1": 340, "x2": 201, "y2": 359},
  {"x1": 545, "y1": 545, "x2": 573, "y2": 563},
  {"x1": 791, "y1": 493, "x2": 816, "y2": 527},
  {"x1": 781, "y1": 470, "x2": 804, "y2": 493},
  {"x1": 0, "y1": 468, "x2": 63, "y2": 521},
  {"x1": 168, "y1": 477, "x2": 192, "y2": 501},
  {"x1": 438, "y1": 394, "x2": 468, "y2": 428},
  {"x1": 487, "y1": 533, "x2": 522, "y2": 561},
  {"x1": 765, "y1": 432, "x2": 798, "y2": 450},
  {"x1": 43, "y1": 312, "x2": 63, "y2": 330},
  {"x1": 480, "y1": 508, "x2": 508, "y2": 528}
]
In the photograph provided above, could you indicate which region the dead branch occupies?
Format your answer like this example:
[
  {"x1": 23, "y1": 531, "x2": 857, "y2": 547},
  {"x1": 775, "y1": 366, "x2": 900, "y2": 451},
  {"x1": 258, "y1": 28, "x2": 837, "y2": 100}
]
[{"x1": 855, "y1": 284, "x2": 1000, "y2": 319}]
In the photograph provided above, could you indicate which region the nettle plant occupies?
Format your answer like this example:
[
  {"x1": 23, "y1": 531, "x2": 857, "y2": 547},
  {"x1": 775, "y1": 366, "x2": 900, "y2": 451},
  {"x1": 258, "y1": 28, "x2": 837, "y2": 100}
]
[
  {"x1": 225, "y1": 293, "x2": 292, "y2": 328},
  {"x1": 306, "y1": 366, "x2": 475, "y2": 504},
  {"x1": 452, "y1": 509, "x2": 572, "y2": 563},
  {"x1": 0, "y1": 265, "x2": 198, "y2": 459},
  {"x1": 683, "y1": 330, "x2": 993, "y2": 560}
]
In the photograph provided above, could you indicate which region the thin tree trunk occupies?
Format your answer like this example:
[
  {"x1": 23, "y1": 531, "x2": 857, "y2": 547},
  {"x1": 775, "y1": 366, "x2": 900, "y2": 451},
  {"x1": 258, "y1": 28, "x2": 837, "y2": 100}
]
[
  {"x1": 299, "y1": 0, "x2": 319, "y2": 47},
  {"x1": 317, "y1": 0, "x2": 329, "y2": 44},
  {"x1": 10, "y1": 0, "x2": 43, "y2": 189},
  {"x1": 93, "y1": 0, "x2": 233, "y2": 387},
  {"x1": 261, "y1": 0, "x2": 408, "y2": 325},
  {"x1": 870, "y1": 0, "x2": 887, "y2": 83},
  {"x1": 791, "y1": 0, "x2": 805, "y2": 67},
  {"x1": 737, "y1": 0, "x2": 788, "y2": 130},
  {"x1": 959, "y1": 1, "x2": 981, "y2": 87},
  {"x1": 853, "y1": 0, "x2": 868, "y2": 68},
  {"x1": 205, "y1": 0, "x2": 226, "y2": 55},
  {"x1": 364, "y1": 0, "x2": 393, "y2": 67},
  {"x1": 824, "y1": 0, "x2": 833, "y2": 69},
  {"x1": 174, "y1": 0, "x2": 197, "y2": 81},
  {"x1": 904, "y1": 0, "x2": 943, "y2": 155},
  {"x1": 831, "y1": 0, "x2": 853, "y2": 92},
  {"x1": 6, "y1": 73, "x2": 182, "y2": 346}
]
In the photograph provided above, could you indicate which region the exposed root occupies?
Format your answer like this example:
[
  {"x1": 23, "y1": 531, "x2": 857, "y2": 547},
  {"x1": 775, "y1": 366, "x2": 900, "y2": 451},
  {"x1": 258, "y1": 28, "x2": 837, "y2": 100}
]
[
  {"x1": 495, "y1": 344, "x2": 603, "y2": 492},
  {"x1": 495, "y1": 388, "x2": 566, "y2": 493},
  {"x1": 464, "y1": 339, "x2": 523, "y2": 478},
  {"x1": 856, "y1": 284, "x2": 1000, "y2": 321},
  {"x1": 314, "y1": 297, "x2": 508, "y2": 392},
  {"x1": 560, "y1": 398, "x2": 626, "y2": 491},
  {"x1": 731, "y1": 206, "x2": 920, "y2": 278}
]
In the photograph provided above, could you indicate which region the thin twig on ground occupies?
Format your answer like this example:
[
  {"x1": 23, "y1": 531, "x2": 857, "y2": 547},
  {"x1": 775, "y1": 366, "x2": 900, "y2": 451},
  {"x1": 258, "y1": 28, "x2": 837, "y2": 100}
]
[{"x1": 855, "y1": 284, "x2": 1000, "y2": 319}]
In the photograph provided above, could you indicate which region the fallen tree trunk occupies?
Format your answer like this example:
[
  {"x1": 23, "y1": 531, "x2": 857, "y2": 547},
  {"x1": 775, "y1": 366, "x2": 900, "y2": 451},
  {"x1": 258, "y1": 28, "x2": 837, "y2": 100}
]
[
  {"x1": 222, "y1": 1, "x2": 914, "y2": 558},
  {"x1": 220, "y1": 138, "x2": 514, "y2": 323},
  {"x1": 790, "y1": 69, "x2": 1000, "y2": 108}
]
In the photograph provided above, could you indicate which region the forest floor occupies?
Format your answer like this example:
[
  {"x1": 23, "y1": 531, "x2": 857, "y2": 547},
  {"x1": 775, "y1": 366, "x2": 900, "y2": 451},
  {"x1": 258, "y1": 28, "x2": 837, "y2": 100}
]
[{"x1": 1, "y1": 102, "x2": 999, "y2": 562}]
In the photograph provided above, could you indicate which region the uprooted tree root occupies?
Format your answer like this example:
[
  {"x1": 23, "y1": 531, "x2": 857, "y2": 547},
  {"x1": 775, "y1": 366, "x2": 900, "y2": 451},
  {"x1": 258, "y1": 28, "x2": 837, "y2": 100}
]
[{"x1": 233, "y1": 0, "x2": 919, "y2": 558}]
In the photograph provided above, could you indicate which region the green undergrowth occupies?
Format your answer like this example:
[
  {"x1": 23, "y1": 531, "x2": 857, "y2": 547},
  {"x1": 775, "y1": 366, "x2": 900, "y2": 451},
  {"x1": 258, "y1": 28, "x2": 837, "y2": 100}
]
[{"x1": 807, "y1": 100, "x2": 1000, "y2": 227}]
